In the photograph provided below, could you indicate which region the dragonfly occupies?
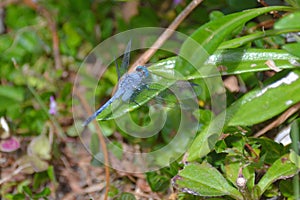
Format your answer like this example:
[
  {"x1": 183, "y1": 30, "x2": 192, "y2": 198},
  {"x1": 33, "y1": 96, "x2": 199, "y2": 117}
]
[{"x1": 83, "y1": 40, "x2": 151, "y2": 126}]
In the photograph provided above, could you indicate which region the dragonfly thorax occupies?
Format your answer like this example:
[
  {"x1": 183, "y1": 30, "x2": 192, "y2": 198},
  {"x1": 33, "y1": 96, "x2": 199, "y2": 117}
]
[{"x1": 135, "y1": 66, "x2": 149, "y2": 78}]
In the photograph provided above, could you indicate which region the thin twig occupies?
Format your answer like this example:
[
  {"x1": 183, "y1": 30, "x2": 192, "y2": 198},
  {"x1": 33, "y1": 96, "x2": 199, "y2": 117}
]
[
  {"x1": 257, "y1": 0, "x2": 281, "y2": 18},
  {"x1": 130, "y1": 0, "x2": 204, "y2": 71},
  {"x1": 254, "y1": 102, "x2": 300, "y2": 138},
  {"x1": 0, "y1": 164, "x2": 31, "y2": 185},
  {"x1": 22, "y1": 0, "x2": 62, "y2": 70},
  {"x1": 74, "y1": 90, "x2": 110, "y2": 200}
]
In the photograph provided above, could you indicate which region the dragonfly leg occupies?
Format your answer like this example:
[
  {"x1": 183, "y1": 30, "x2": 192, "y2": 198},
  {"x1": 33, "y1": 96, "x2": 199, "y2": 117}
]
[
  {"x1": 132, "y1": 99, "x2": 140, "y2": 106},
  {"x1": 145, "y1": 85, "x2": 158, "y2": 91}
]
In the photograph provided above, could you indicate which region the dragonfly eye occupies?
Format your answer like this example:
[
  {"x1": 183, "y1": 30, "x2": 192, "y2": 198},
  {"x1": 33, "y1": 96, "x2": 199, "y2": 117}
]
[
  {"x1": 136, "y1": 66, "x2": 149, "y2": 77},
  {"x1": 136, "y1": 66, "x2": 143, "y2": 71}
]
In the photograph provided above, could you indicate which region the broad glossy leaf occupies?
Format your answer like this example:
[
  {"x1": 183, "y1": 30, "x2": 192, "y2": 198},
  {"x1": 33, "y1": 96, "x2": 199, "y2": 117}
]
[
  {"x1": 95, "y1": 7, "x2": 294, "y2": 121},
  {"x1": 274, "y1": 11, "x2": 300, "y2": 29},
  {"x1": 219, "y1": 29, "x2": 300, "y2": 49},
  {"x1": 172, "y1": 162, "x2": 242, "y2": 199},
  {"x1": 187, "y1": 114, "x2": 225, "y2": 161},
  {"x1": 228, "y1": 70, "x2": 300, "y2": 126},
  {"x1": 150, "y1": 49, "x2": 299, "y2": 79},
  {"x1": 257, "y1": 154, "x2": 298, "y2": 196},
  {"x1": 177, "y1": 6, "x2": 293, "y2": 76},
  {"x1": 96, "y1": 48, "x2": 299, "y2": 121},
  {"x1": 96, "y1": 72, "x2": 176, "y2": 120},
  {"x1": 283, "y1": 42, "x2": 300, "y2": 58}
]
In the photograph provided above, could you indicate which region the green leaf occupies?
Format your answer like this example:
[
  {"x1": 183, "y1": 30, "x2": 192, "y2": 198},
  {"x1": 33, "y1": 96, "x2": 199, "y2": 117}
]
[
  {"x1": 90, "y1": 132, "x2": 100, "y2": 155},
  {"x1": 117, "y1": 192, "x2": 136, "y2": 200},
  {"x1": 151, "y1": 48, "x2": 299, "y2": 79},
  {"x1": 92, "y1": 7, "x2": 296, "y2": 122},
  {"x1": 28, "y1": 134, "x2": 51, "y2": 160},
  {"x1": 219, "y1": 29, "x2": 300, "y2": 49},
  {"x1": 94, "y1": 6, "x2": 294, "y2": 122},
  {"x1": 18, "y1": 31, "x2": 42, "y2": 53},
  {"x1": 0, "y1": 86, "x2": 24, "y2": 102},
  {"x1": 279, "y1": 179, "x2": 295, "y2": 198},
  {"x1": 47, "y1": 166, "x2": 58, "y2": 185},
  {"x1": 274, "y1": 11, "x2": 300, "y2": 29},
  {"x1": 227, "y1": 70, "x2": 300, "y2": 126},
  {"x1": 62, "y1": 22, "x2": 82, "y2": 49},
  {"x1": 0, "y1": 35, "x2": 13, "y2": 52},
  {"x1": 177, "y1": 6, "x2": 294, "y2": 76},
  {"x1": 96, "y1": 70, "x2": 177, "y2": 121},
  {"x1": 12, "y1": 193, "x2": 26, "y2": 200},
  {"x1": 33, "y1": 187, "x2": 51, "y2": 198},
  {"x1": 224, "y1": 162, "x2": 255, "y2": 190},
  {"x1": 188, "y1": 67, "x2": 300, "y2": 161},
  {"x1": 195, "y1": 48, "x2": 299, "y2": 77},
  {"x1": 283, "y1": 42, "x2": 300, "y2": 58},
  {"x1": 253, "y1": 137, "x2": 286, "y2": 164},
  {"x1": 290, "y1": 119, "x2": 300, "y2": 168},
  {"x1": 22, "y1": 186, "x2": 32, "y2": 196},
  {"x1": 187, "y1": 116, "x2": 225, "y2": 161},
  {"x1": 96, "y1": 48, "x2": 299, "y2": 121},
  {"x1": 5, "y1": 5, "x2": 37, "y2": 29},
  {"x1": 209, "y1": 10, "x2": 225, "y2": 21},
  {"x1": 146, "y1": 171, "x2": 170, "y2": 192},
  {"x1": 257, "y1": 154, "x2": 298, "y2": 196},
  {"x1": 285, "y1": 0, "x2": 300, "y2": 8},
  {"x1": 33, "y1": 172, "x2": 49, "y2": 190},
  {"x1": 172, "y1": 162, "x2": 242, "y2": 199},
  {"x1": 0, "y1": 86, "x2": 25, "y2": 111},
  {"x1": 289, "y1": 150, "x2": 300, "y2": 168}
]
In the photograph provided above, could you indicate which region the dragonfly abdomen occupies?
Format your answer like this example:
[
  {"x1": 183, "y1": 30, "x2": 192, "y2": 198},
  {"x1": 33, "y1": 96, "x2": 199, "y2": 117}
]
[{"x1": 82, "y1": 96, "x2": 116, "y2": 126}]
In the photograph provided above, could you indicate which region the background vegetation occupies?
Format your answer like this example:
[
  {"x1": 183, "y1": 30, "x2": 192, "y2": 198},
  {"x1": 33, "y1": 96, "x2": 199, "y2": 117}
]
[{"x1": 0, "y1": 0, "x2": 299, "y2": 199}]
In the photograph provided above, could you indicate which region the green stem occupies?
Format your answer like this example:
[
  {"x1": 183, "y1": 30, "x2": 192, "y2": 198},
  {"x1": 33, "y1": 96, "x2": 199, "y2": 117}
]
[{"x1": 27, "y1": 85, "x2": 66, "y2": 139}]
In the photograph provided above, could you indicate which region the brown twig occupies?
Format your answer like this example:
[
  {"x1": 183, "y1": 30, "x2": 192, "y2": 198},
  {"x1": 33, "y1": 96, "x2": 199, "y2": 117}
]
[
  {"x1": 254, "y1": 102, "x2": 300, "y2": 138},
  {"x1": 74, "y1": 90, "x2": 110, "y2": 200},
  {"x1": 244, "y1": 143, "x2": 259, "y2": 162},
  {"x1": 257, "y1": 0, "x2": 281, "y2": 18},
  {"x1": 0, "y1": 164, "x2": 31, "y2": 185},
  {"x1": 22, "y1": 0, "x2": 62, "y2": 70},
  {"x1": 129, "y1": 0, "x2": 204, "y2": 71}
]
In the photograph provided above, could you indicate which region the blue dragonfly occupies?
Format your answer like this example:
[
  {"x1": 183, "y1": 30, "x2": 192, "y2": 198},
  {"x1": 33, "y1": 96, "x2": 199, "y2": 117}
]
[{"x1": 83, "y1": 40, "x2": 151, "y2": 126}]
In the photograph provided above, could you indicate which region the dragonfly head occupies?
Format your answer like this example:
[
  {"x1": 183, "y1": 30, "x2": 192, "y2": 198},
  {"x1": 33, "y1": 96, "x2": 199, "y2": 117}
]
[{"x1": 136, "y1": 65, "x2": 149, "y2": 77}]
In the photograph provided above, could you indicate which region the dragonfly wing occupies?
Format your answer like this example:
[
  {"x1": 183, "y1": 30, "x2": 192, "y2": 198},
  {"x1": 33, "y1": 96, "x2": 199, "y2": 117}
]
[
  {"x1": 121, "y1": 40, "x2": 131, "y2": 73},
  {"x1": 115, "y1": 56, "x2": 121, "y2": 80},
  {"x1": 115, "y1": 40, "x2": 132, "y2": 80}
]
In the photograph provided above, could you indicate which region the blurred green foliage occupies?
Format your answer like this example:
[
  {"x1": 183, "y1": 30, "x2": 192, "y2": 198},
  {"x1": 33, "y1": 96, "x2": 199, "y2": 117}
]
[{"x1": 1, "y1": 0, "x2": 300, "y2": 199}]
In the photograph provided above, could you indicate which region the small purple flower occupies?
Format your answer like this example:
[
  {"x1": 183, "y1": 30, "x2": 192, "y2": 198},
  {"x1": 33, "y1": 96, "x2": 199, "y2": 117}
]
[
  {"x1": 0, "y1": 137, "x2": 20, "y2": 152},
  {"x1": 49, "y1": 96, "x2": 57, "y2": 115},
  {"x1": 173, "y1": 0, "x2": 183, "y2": 5}
]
